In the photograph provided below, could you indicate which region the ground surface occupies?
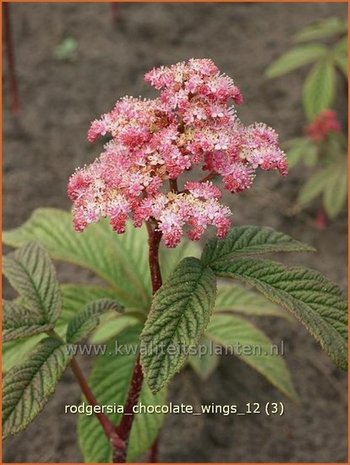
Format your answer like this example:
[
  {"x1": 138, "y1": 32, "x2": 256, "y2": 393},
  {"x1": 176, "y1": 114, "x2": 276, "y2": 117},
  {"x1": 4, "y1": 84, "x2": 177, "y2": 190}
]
[{"x1": 3, "y1": 3, "x2": 347, "y2": 463}]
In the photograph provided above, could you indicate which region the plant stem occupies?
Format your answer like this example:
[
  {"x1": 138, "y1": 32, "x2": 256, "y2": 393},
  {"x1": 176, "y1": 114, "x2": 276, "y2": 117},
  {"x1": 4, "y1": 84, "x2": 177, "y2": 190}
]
[
  {"x1": 199, "y1": 171, "x2": 217, "y2": 183},
  {"x1": 146, "y1": 222, "x2": 163, "y2": 294},
  {"x1": 149, "y1": 437, "x2": 159, "y2": 462},
  {"x1": 111, "y1": 2, "x2": 119, "y2": 23},
  {"x1": 70, "y1": 358, "x2": 125, "y2": 450},
  {"x1": 169, "y1": 178, "x2": 178, "y2": 193},
  {"x1": 3, "y1": 3, "x2": 20, "y2": 114},
  {"x1": 113, "y1": 222, "x2": 163, "y2": 462}
]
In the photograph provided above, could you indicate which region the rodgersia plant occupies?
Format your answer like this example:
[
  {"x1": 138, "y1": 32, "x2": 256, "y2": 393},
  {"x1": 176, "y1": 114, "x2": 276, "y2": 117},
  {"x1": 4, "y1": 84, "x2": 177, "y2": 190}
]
[
  {"x1": 285, "y1": 109, "x2": 347, "y2": 222},
  {"x1": 265, "y1": 17, "x2": 348, "y2": 222},
  {"x1": 2, "y1": 59, "x2": 347, "y2": 463}
]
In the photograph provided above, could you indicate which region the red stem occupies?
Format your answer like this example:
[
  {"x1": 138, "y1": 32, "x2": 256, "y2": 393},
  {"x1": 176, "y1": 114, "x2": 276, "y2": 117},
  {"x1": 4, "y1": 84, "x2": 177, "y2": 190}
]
[
  {"x1": 149, "y1": 437, "x2": 159, "y2": 462},
  {"x1": 199, "y1": 171, "x2": 217, "y2": 183},
  {"x1": 111, "y1": 2, "x2": 119, "y2": 23},
  {"x1": 70, "y1": 358, "x2": 124, "y2": 450},
  {"x1": 3, "y1": 3, "x2": 20, "y2": 114},
  {"x1": 113, "y1": 222, "x2": 163, "y2": 462},
  {"x1": 169, "y1": 178, "x2": 178, "y2": 193}
]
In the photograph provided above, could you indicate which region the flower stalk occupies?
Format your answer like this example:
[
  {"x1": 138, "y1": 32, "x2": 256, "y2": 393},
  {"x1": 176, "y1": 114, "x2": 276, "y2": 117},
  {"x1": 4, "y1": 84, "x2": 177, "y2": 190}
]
[
  {"x1": 112, "y1": 222, "x2": 163, "y2": 462},
  {"x1": 3, "y1": 3, "x2": 20, "y2": 114}
]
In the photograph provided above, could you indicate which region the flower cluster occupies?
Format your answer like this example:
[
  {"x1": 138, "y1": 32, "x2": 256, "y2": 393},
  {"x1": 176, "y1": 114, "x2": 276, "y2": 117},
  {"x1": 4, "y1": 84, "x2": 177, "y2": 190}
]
[
  {"x1": 306, "y1": 109, "x2": 341, "y2": 142},
  {"x1": 68, "y1": 58, "x2": 287, "y2": 247}
]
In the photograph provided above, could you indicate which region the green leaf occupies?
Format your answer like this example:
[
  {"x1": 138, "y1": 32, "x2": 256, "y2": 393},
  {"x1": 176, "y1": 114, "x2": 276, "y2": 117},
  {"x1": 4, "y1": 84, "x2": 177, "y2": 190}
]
[
  {"x1": 334, "y1": 36, "x2": 348, "y2": 55},
  {"x1": 283, "y1": 137, "x2": 308, "y2": 149},
  {"x1": 286, "y1": 145, "x2": 306, "y2": 169},
  {"x1": 213, "y1": 258, "x2": 347, "y2": 370},
  {"x1": 89, "y1": 315, "x2": 140, "y2": 344},
  {"x1": 3, "y1": 241, "x2": 62, "y2": 325},
  {"x1": 127, "y1": 385, "x2": 166, "y2": 462},
  {"x1": 3, "y1": 335, "x2": 45, "y2": 373},
  {"x1": 297, "y1": 168, "x2": 330, "y2": 207},
  {"x1": 303, "y1": 144, "x2": 319, "y2": 167},
  {"x1": 284, "y1": 139, "x2": 319, "y2": 169},
  {"x1": 60, "y1": 284, "x2": 142, "y2": 343},
  {"x1": 265, "y1": 44, "x2": 327, "y2": 78},
  {"x1": 293, "y1": 17, "x2": 347, "y2": 43},
  {"x1": 66, "y1": 299, "x2": 123, "y2": 343},
  {"x1": 188, "y1": 337, "x2": 220, "y2": 380},
  {"x1": 334, "y1": 53, "x2": 348, "y2": 76},
  {"x1": 201, "y1": 225, "x2": 314, "y2": 267},
  {"x1": 214, "y1": 284, "x2": 291, "y2": 319},
  {"x1": 160, "y1": 238, "x2": 201, "y2": 282},
  {"x1": 140, "y1": 257, "x2": 217, "y2": 393},
  {"x1": 303, "y1": 59, "x2": 336, "y2": 120},
  {"x1": 2, "y1": 337, "x2": 73, "y2": 437},
  {"x1": 323, "y1": 164, "x2": 348, "y2": 218},
  {"x1": 60, "y1": 284, "x2": 119, "y2": 325},
  {"x1": 3, "y1": 300, "x2": 53, "y2": 342},
  {"x1": 3, "y1": 208, "x2": 151, "y2": 309},
  {"x1": 78, "y1": 327, "x2": 166, "y2": 462},
  {"x1": 54, "y1": 37, "x2": 78, "y2": 61},
  {"x1": 207, "y1": 314, "x2": 297, "y2": 400}
]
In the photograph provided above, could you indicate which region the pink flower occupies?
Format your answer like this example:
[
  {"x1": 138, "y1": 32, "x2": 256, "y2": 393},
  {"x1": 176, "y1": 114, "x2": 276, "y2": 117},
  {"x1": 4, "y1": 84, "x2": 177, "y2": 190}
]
[
  {"x1": 68, "y1": 58, "x2": 287, "y2": 247},
  {"x1": 306, "y1": 109, "x2": 341, "y2": 142}
]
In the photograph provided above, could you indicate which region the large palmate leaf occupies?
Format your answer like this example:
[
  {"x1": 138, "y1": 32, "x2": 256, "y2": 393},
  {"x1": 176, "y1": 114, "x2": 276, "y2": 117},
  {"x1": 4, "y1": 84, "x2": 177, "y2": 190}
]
[
  {"x1": 3, "y1": 241, "x2": 62, "y2": 325},
  {"x1": 323, "y1": 164, "x2": 347, "y2": 219},
  {"x1": 212, "y1": 258, "x2": 347, "y2": 370},
  {"x1": 66, "y1": 299, "x2": 123, "y2": 343},
  {"x1": 3, "y1": 300, "x2": 53, "y2": 342},
  {"x1": 214, "y1": 284, "x2": 291, "y2": 319},
  {"x1": 3, "y1": 208, "x2": 151, "y2": 309},
  {"x1": 140, "y1": 257, "x2": 217, "y2": 393},
  {"x1": 3, "y1": 337, "x2": 73, "y2": 437},
  {"x1": 78, "y1": 327, "x2": 166, "y2": 462},
  {"x1": 303, "y1": 59, "x2": 336, "y2": 120},
  {"x1": 201, "y1": 225, "x2": 314, "y2": 267},
  {"x1": 207, "y1": 314, "x2": 297, "y2": 400},
  {"x1": 265, "y1": 44, "x2": 327, "y2": 78}
]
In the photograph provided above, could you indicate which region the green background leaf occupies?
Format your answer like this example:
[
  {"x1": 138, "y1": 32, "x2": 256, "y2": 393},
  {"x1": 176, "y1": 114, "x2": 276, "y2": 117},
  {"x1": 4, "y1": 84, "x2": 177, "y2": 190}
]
[
  {"x1": 303, "y1": 59, "x2": 336, "y2": 120},
  {"x1": 66, "y1": 299, "x2": 123, "y2": 343},
  {"x1": 3, "y1": 209, "x2": 151, "y2": 310},
  {"x1": 214, "y1": 284, "x2": 291, "y2": 319},
  {"x1": 297, "y1": 168, "x2": 330, "y2": 207},
  {"x1": 293, "y1": 17, "x2": 347, "y2": 43},
  {"x1": 188, "y1": 336, "x2": 220, "y2": 380},
  {"x1": 323, "y1": 164, "x2": 348, "y2": 218},
  {"x1": 265, "y1": 44, "x2": 327, "y2": 78},
  {"x1": 78, "y1": 327, "x2": 166, "y2": 462},
  {"x1": 207, "y1": 314, "x2": 297, "y2": 400}
]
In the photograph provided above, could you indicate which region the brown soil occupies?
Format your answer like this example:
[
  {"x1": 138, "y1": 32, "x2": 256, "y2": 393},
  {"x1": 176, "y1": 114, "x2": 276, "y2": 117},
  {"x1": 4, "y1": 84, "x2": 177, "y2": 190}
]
[{"x1": 3, "y1": 3, "x2": 347, "y2": 463}]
